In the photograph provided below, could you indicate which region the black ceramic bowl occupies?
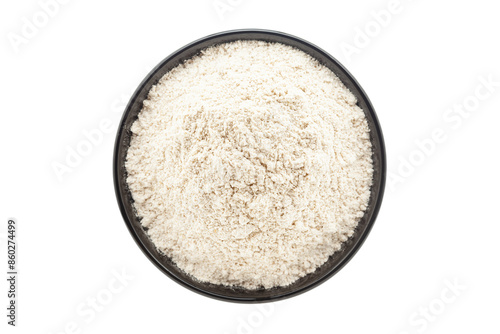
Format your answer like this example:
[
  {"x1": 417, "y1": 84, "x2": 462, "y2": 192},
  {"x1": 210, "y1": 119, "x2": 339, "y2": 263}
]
[{"x1": 113, "y1": 29, "x2": 386, "y2": 303}]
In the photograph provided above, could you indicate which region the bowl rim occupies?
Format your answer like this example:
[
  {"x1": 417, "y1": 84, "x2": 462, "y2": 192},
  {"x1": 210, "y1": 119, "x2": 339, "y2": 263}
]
[{"x1": 113, "y1": 28, "x2": 387, "y2": 303}]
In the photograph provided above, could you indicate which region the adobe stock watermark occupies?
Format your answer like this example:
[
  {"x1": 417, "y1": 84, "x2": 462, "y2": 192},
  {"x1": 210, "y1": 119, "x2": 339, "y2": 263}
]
[
  {"x1": 47, "y1": 268, "x2": 134, "y2": 334},
  {"x1": 51, "y1": 92, "x2": 131, "y2": 183},
  {"x1": 397, "y1": 278, "x2": 466, "y2": 334},
  {"x1": 6, "y1": 0, "x2": 72, "y2": 54},
  {"x1": 222, "y1": 303, "x2": 275, "y2": 334},
  {"x1": 212, "y1": 0, "x2": 245, "y2": 20},
  {"x1": 388, "y1": 74, "x2": 499, "y2": 192},
  {"x1": 339, "y1": 0, "x2": 416, "y2": 63}
]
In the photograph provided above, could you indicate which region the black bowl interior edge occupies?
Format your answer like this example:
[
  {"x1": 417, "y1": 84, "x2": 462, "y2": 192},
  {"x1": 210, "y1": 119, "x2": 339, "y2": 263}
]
[{"x1": 113, "y1": 29, "x2": 386, "y2": 303}]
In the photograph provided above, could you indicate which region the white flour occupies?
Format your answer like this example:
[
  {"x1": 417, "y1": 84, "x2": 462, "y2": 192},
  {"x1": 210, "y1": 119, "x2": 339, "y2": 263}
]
[{"x1": 126, "y1": 40, "x2": 373, "y2": 289}]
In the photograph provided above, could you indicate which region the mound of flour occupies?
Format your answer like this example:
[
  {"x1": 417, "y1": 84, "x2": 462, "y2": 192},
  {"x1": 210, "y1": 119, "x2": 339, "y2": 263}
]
[{"x1": 125, "y1": 40, "x2": 373, "y2": 289}]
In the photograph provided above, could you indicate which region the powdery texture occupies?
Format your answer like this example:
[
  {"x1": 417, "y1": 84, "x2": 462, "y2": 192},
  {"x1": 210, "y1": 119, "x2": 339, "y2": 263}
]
[{"x1": 126, "y1": 40, "x2": 373, "y2": 289}]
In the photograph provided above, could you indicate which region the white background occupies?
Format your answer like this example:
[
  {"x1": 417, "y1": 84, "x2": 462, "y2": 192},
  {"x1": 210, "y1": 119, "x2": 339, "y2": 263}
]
[{"x1": 1, "y1": 0, "x2": 499, "y2": 333}]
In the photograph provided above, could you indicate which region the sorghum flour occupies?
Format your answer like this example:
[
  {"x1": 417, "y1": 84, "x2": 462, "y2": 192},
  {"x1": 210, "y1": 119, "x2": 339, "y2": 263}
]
[{"x1": 125, "y1": 40, "x2": 373, "y2": 289}]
